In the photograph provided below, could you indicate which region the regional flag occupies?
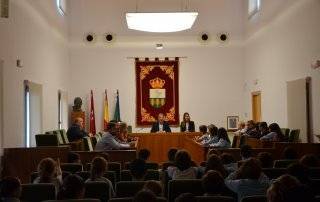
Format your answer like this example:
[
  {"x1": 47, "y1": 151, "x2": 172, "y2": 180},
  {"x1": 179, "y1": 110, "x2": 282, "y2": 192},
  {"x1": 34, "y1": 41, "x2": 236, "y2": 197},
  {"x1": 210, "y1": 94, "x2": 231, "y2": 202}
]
[
  {"x1": 103, "y1": 89, "x2": 110, "y2": 130},
  {"x1": 113, "y1": 90, "x2": 121, "y2": 122},
  {"x1": 89, "y1": 90, "x2": 96, "y2": 135}
]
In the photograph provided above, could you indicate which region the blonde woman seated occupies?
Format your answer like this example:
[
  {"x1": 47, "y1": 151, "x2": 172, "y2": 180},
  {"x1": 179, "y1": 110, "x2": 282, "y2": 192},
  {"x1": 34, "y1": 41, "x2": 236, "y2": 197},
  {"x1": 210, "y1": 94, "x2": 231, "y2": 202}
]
[
  {"x1": 33, "y1": 158, "x2": 62, "y2": 194},
  {"x1": 86, "y1": 157, "x2": 115, "y2": 197},
  {"x1": 167, "y1": 150, "x2": 199, "y2": 179},
  {"x1": 209, "y1": 128, "x2": 231, "y2": 148}
]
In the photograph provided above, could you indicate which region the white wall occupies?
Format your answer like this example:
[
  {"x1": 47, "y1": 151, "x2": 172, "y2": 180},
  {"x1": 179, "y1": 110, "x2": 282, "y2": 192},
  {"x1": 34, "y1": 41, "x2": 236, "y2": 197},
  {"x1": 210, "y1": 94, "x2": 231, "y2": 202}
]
[
  {"x1": 69, "y1": 44, "x2": 245, "y2": 132},
  {"x1": 0, "y1": 0, "x2": 70, "y2": 148},
  {"x1": 244, "y1": 0, "x2": 320, "y2": 142}
]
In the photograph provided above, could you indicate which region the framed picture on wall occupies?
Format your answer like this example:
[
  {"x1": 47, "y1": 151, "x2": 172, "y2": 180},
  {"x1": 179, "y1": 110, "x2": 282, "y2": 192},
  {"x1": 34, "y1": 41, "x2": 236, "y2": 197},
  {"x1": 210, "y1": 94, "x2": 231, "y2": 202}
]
[{"x1": 227, "y1": 116, "x2": 239, "y2": 131}]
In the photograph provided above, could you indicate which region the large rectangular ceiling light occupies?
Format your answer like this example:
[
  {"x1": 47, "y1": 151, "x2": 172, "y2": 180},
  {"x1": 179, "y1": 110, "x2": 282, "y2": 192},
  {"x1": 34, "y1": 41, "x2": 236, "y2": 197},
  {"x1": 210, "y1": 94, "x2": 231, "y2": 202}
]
[{"x1": 126, "y1": 12, "x2": 198, "y2": 33}]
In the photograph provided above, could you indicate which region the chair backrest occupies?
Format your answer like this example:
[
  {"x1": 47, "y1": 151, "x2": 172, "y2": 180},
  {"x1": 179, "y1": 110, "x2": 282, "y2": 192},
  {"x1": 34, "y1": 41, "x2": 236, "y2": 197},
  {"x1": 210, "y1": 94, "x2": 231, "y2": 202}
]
[
  {"x1": 146, "y1": 162, "x2": 159, "y2": 170},
  {"x1": 262, "y1": 168, "x2": 287, "y2": 179},
  {"x1": 60, "y1": 129, "x2": 69, "y2": 144},
  {"x1": 35, "y1": 134, "x2": 59, "y2": 146},
  {"x1": 273, "y1": 160, "x2": 298, "y2": 168},
  {"x1": 52, "y1": 130, "x2": 65, "y2": 145},
  {"x1": 108, "y1": 162, "x2": 121, "y2": 181},
  {"x1": 196, "y1": 196, "x2": 235, "y2": 202},
  {"x1": 311, "y1": 179, "x2": 320, "y2": 196},
  {"x1": 116, "y1": 181, "x2": 146, "y2": 197},
  {"x1": 121, "y1": 169, "x2": 160, "y2": 181},
  {"x1": 288, "y1": 129, "x2": 300, "y2": 142},
  {"x1": 61, "y1": 163, "x2": 83, "y2": 173},
  {"x1": 43, "y1": 199, "x2": 100, "y2": 202},
  {"x1": 308, "y1": 168, "x2": 320, "y2": 179},
  {"x1": 120, "y1": 170, "x2": 132, "y2": 181},
  {"x1": 168, "y1": 179, "x2": 204, "y2": 202},
  {"x1": 83, "y1": 137, "x2": 94, "y2": 151},
  {"x1": 21, "y1": 183, "x2": 56, "y2": 202},
  {"x1": 85, "y1": 181, "x2": 111, "y2": 202},
  {"x1": 241, "y1": 195, "x2": 267, "y2": 202},
  {"x1": 109, "y1": 197, "x2": 166, "y2": 202},
  {"x1": 281, "y1": 128, "x2": 290, "y2": 139},
  {"x1": 30, "y1": 171, "x2": 70, "y2": 183}
]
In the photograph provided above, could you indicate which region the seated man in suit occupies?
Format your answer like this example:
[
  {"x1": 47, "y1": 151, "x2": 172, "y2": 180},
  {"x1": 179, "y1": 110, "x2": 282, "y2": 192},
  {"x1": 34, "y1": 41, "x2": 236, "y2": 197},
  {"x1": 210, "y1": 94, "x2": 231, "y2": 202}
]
[
  {"x1": 67, "y1": 117, "x2": 88, "y2": 142},
  {"x1": 150, "y1": 113, "x2": 171, "y2": 133}
]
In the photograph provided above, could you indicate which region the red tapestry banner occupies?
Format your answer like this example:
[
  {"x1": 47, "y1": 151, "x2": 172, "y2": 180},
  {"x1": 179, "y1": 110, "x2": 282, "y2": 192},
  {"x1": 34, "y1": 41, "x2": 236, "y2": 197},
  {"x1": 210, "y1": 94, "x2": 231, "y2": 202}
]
[{"x1": 135, "y1": 58, "x2": 179, "y2": 126}]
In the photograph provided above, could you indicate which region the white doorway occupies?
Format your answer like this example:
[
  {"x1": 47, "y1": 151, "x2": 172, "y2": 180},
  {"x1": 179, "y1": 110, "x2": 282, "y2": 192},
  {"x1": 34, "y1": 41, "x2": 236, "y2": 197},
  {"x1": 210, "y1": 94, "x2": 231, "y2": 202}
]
[{"x1": 24, "y1": 80, "x2": 43, "y2": 147}]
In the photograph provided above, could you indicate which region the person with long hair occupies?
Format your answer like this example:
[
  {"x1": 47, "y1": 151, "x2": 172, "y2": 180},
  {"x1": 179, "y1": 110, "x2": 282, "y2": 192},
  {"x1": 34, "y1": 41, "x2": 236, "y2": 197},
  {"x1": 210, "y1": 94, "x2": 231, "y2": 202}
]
[
  {"x1": 86, "y1": 157, "x2": 114, "y2": 197},
  {"x1": 167, "y1": 150, "x2": 199, "y2": 179},
  {"x1": 260, "y1": 123, "x2": 285, "y2": 141},
  {"x1": 180, "y1": 112, "x2": 195, "y2": 132},
  {"x1": 210, "y1": 128, "x2": 231, "y2": 148},
  {"x1": 205, "y1": 154, "x2": 227, "y2": 178}
]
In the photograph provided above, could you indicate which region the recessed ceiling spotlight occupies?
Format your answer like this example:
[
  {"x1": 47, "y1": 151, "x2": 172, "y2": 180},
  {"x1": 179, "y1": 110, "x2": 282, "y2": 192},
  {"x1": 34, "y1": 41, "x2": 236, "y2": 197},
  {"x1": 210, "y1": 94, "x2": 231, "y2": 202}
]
[{"x1": 156, "y1": 44, "x2": 163, "y2": 50}]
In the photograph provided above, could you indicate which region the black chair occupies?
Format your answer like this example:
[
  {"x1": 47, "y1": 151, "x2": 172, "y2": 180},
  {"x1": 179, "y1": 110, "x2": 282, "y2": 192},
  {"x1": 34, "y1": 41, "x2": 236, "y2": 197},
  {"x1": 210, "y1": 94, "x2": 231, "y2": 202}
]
[
  {"x1": 61, "y1": 163, "x2": 83, "y2": 173},
  {"x1": 308, "y1": 168, "x2": 320, "y2": 179},
  {"x1": 262, "y1": 168, "x2": 287, "y2": 179},
  {"x1": 76, "y1": 171, "x2": 90, "y2": 181},
  {"x1": 241, "y1": 195, "x2": 267, "y2": 202},
  {"x1": 146, "y1": 162, "x2": 159, "y2": 170},
  {"x1": 30, "y1": 171, "x2": 70, "y2": 183},
  {"x1": 196, "y1": 196, "x2": 235, "y2": 202},
  {"x1": 168, "y1": 179, "x2": 204, "y2": 202},
  {"x1": 311, "y1": 179, "x2": 320, "y2": 196},
  {"x1": 35, "y1": 134, "x2": 59, "y2": 146},
  {"x1": 108, "y1": 162, "x2": 121, "y2": 181},
  {"x1": 104, "y1": 171, "x2": 117, "y2": 188},
  {"x1": 20, "y1": 183, "x2": 55, "y2": 202},
  {"x1": 109, "y1": 197, "x2": 167, "y2": 202},
  {"x1": 120, "y1": 170, "x2": 160, "y2": 181},
  {"x1": 85, "y1": 181, "x2": 111, "y2": 202},
  {"x1": 116, "y1": 181, "x2": 146, "y2": 197},
  {"x1": 273, "y1": 160, "x2": 298, "y2": 168}
]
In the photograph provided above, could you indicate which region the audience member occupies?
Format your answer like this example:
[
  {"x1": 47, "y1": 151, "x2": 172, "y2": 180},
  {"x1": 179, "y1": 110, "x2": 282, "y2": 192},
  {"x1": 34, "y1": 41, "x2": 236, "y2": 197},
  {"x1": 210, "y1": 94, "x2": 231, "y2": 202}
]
[
  {"x1": 98, "y1": 152, "x2": 110, "y2": 162},
  {"x1": 244, "y1": 120, "x2": 259, "y2": 138},
  {"x1": 143, "y1": 180, "x2": 162, "y2": 196},
  {"x1": 257, "y1": 152, "x2": 273, "y2": 168},
  {"x1": 267, "y1": 174, "x2": 315, "y2": 202},
  {"x1": 180, "y1": 112, "x2": 195, "y2": 132},
  {"x1": 67, "y1": 117, "x2": 88, "y2": 142},
  {"x1": 202, "y1": 170, "x2": 225, "y2": 196},
  {"x1": 282, "y1": 146, "x2": 298, "y2": 160},
  {"x1": 0, "y1": 177, "x2": 21, "y2": 202},
  {"x1": 225, "y1": 158, "x2": 270, "y2": 202},
  {"x1": 240, "y1": 145, "x2": 252, "y2": 160},
  {"x1": 67, "y1": 152, "x2": 81, "y2": 164},
  {"x1": 210, "y1": 127, "x2": 231, "y2": 148},
  {"x1": 175, "y1": 193, "x2": 196, "y2": 202},
  {"x1": 206, "y1": 124, "x2": 219, "y2": 145},
  {"x1": 260, "y1": 123, "x2": 285, "y2": 141},
  {"x1": 287, "y1": 163, "x2": 311, "y2": 185},
  {"x1": 220, "y1": 153, "x2": 237, "y2": 173},
  {"x1": 86, "y1": 157, "x2": 114, "y2": 197},
  {"x1": 168, "y1": 150, "x2": 198, "y2": 179},
  {"x1": 138, "y1": 149, "x2": 151, "y2": 161},
  {"x1": 300, "y1": 154, "x2": 320, "y2": 167},
  {"x1": 130, "y1": 159, "x2": 147, "y2": 181},
  {"x1": 150, "y1": 113, "x2": 171, "y2": 133},
  {"x1": 162, "y1": 148, "x2": 178, "y2": 170},
  {"x1": 205, "y1": 154, "x2": 227, "y2": 178},
  {"x1": 195, "y1": 125, "x2": 209, "y2": 144},
  {"x1": 118, "y1": 121, "x2": 129, "y2": 142},
  {"x1": 95, "y1": 121, "x2": 135, "y2": 150},
  {"x1": 206, "y1": 148, "x2": 220, "y2": 160},
  {"x1": 133, "y1": 190, "x2": 157, "y2": 202},
  {"x1": 57, "y1": 174, "x2": 85, "y2": 200},
  {"x1": 33, "y1": 158, "x2": 62, "y2": 191},
  {"x1": 259, "y1": 122, "x2": 269, "y2": 138},
  {"x1": 234, "y1": 121, "x2": 246, "y2": 135}
]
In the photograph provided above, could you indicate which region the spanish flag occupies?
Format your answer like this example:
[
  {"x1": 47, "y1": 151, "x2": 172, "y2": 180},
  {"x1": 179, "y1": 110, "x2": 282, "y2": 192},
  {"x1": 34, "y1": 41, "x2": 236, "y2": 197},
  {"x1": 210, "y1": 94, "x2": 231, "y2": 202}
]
[{"x1": 103, "y1": 90, "x2": 110, "y2": 130}]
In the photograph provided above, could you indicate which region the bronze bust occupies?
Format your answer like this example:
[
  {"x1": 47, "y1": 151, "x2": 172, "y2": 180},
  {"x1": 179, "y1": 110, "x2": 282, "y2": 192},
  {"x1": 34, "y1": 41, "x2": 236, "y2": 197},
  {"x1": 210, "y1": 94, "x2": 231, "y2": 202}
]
[{"x1": 72, "y1": 97, "x2": 83, "y2": 112}]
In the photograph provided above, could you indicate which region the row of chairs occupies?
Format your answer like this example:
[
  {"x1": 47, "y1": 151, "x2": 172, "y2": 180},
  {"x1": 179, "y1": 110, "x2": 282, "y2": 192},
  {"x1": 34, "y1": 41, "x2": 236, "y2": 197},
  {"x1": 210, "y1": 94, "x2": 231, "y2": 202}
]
[
  {"x1": 21, "y1": 179, "x2": 320, "y2": 202},
  {"x1": 281, "y1": 128, "x2": 300, "y2": 142}
]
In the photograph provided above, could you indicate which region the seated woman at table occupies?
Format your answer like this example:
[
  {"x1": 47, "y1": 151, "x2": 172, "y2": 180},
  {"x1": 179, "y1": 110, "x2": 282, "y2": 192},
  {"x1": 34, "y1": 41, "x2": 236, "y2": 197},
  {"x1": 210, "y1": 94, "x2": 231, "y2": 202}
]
[
  {"x1": 210, "y1": 127, "x2": 231, "y2": 148},
  {"x1": 260, "y1": 123, "x2": 285, "y2": 141},
  {"x1": 180, "y1": 112, "x2": 195, "y2": 132}
]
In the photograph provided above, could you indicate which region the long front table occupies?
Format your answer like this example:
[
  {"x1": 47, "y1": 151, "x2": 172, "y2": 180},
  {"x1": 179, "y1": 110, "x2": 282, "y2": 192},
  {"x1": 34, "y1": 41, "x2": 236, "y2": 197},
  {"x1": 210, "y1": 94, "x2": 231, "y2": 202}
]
[{"x1": 131, "y1": 132, "x2": 204, "y2": 164}]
